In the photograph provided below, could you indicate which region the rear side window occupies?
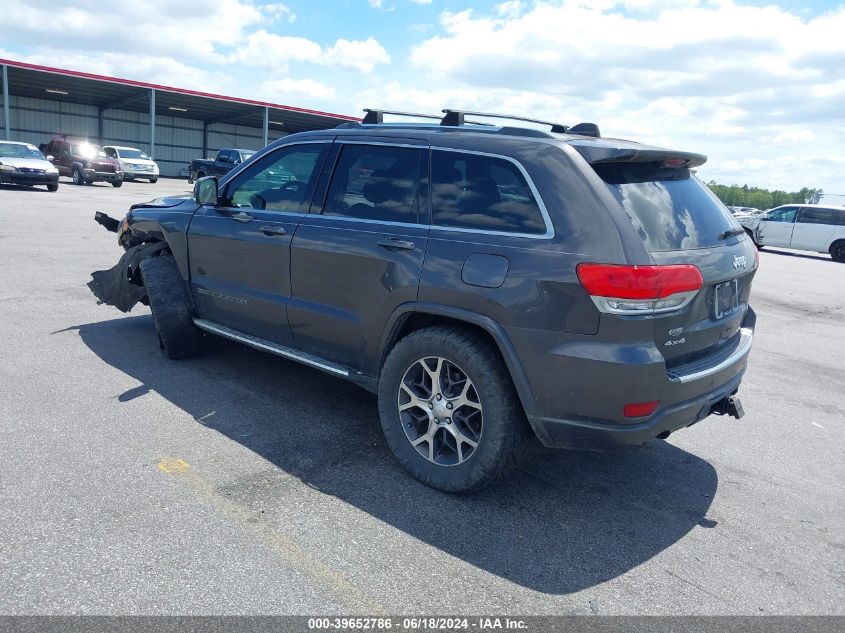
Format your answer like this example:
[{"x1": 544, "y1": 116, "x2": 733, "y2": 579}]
[
  {"x1": 594, "y1": 163, "x2": 739, "y2": 251},
  {"x1": 798, "y1": 207, "x2": 845, "y2": 226},
  {"x1": 324, "y1": 144, "x2": 422, "y2": 224},
  {"x1": 431, "y1": 150, "x2": 547, "y2": 235}
]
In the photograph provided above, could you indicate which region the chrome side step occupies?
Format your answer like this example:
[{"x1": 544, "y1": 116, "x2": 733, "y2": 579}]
[{"x1": 193, "y1": 318, "x2": 349, "y2": 377}]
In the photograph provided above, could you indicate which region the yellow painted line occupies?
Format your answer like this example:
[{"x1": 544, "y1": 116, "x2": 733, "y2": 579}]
[
  {"x1": 156, "y1": 457, "x2": 385, "y2": 613},
  {"x1": 157, "y1": 457, "x2": 190, "y2": 473}
]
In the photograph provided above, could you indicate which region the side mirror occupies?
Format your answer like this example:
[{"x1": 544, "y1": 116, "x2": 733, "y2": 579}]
[
  {"x1": 47, "y1": 156, "x2": 54, "y2": 163},
  {"x1": 194, "y1": 176, "x2": 219, "y2": 205}
]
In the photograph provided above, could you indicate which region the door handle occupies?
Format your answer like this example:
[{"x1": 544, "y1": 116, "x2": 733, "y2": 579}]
[
  {"x1": 260, "y1": 225, "x2": 287, "y2": 236},
  {"x1": 378, "y1": 238, "x2": 415, "y2": 251},
  {"x1": 230, "y1": 211, "x2": 253, "y2": 222}
]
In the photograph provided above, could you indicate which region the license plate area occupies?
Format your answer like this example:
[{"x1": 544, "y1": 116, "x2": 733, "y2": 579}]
[{"x1": 714, "y1": 279, "x2": 739, "y2": 319}]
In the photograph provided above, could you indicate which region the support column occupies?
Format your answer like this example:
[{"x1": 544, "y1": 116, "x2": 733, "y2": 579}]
[
  {"x1": 98, "y1": 107, "x2": 104, "y2": 145},
  {"x1": 202, "y1": 120, "x2": 208, "y2": 159},
  {"x1": 149, "y1": 88, "x2": 156, "y2": 159},
  {"x1": 2, "y1": 64, "x2": 9, "y2": 141},
  {"x1": 263, "y1": 106, "x2": 269, "y2": 147}
]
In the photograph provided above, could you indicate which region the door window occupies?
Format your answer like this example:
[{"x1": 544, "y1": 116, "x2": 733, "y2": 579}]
[
  {"x1": 767, "y1": 207, "x2": 797, "y2": 223},
  {"x1": 225, "y1": 144, "x2": 326, "y2": 212},
  {"x1": 324, "y1": 144, "x2": 422, "y2": 224},
  {"x1": 797, "y1": 207, "x2": 842, "y2": 226},
  {"x1": 431, "y1": 150, "x2": 547, "y2": 235}
]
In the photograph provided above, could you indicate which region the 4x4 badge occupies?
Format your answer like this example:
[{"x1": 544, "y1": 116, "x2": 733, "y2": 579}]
[{"x1": 732, "y1": 254, "x2": 747, "y2": 269}]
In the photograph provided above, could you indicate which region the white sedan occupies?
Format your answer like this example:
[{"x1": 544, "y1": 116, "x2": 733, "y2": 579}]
[{"x1": 103, "y1": 146, "x2": 160, "y2": 183}]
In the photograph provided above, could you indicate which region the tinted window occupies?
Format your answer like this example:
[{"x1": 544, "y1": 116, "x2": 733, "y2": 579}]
[
  {"x1": 431, "y1": 150, "x2": 546, "y2": 235},
  {"x1": 324, "y1": 144, "x2": 422, "y2": 223},
  {"x1": 595, "y1": 163, "x2": 739, "y2": 251},
  {"x1": 227, "y1": 144, "x2": 325, "y2": 212},
  {"x1": 798, "y1": 207, "x2": 844, "y2": 226},
  {"x1": 767, "y1": 207, "x2": 797, "y2": 223}
]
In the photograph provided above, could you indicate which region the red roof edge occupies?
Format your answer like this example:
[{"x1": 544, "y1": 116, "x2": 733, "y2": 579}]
[{"x1": 0, "y1": 57, "x2": 358, "y2": 121}]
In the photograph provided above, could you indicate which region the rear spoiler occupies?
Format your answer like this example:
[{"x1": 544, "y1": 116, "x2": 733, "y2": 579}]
[{"x1": 568, "y1": 139, "x2": 707, "y2": 168}]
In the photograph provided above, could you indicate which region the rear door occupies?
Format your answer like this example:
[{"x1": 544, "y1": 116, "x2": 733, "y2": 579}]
[
  {"x1": 288, "y1": 140, "x2": 429, "y2": 373},
  {"x1": 187, "y1": 141, "x2": 330, "y2": 345},
  {"x1": 595, "y1": 163, "x2": 758, "y2": 369},
  {"x1": 790, "y1": 207, "x2": 838, "y2": 252},
  {"x1": 757, "y1": 206, "x2": 797, "y2": 246}
]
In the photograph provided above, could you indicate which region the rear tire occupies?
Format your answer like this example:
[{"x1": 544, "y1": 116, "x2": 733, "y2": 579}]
[
  {"x1": 830, "y1": 241, "x2": 845, "y2": 263},
  {"x1": 377, "y1": 326, "x2": 530, "y2": 492},
  {"x1": 139, "y1": 256, "x2": 204, "y2": 359}
]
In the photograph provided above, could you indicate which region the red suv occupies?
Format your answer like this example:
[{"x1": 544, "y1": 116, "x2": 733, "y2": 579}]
[{"x1": 43, "y1": 137, "x2": 123, "y2": 187}]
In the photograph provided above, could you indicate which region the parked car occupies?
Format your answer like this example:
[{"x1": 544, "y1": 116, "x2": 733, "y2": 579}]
[
  {"x1": 728, "y1": 206, "x2": 760, "y2": 216},
  {"x1": 189, "y1": 148, "x2": 255, "y2": 183},
  {"x1": 103, "y1": 146, "x2": 159, "y2": 183},
  {"x1": 88, "y1": 108, "x2": 757, "y2": 492},
  {"x1": 0, "y1": 141, "x2": 60, "y2": 191},
  {"x1": 736, "y1": 204, "x2": 845, "y2": 261},
  {"x1": 43, "y1": 137, "x2": 123, "y2": 186}
]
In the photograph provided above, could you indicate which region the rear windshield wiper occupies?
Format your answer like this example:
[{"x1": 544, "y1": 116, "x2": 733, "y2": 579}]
[{"x1": 720, "y1": 227, "x2": 745, "y2": 240}]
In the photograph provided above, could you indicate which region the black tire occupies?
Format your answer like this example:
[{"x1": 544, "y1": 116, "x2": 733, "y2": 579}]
[
  {"x1": 378, "y1": 326, "x2": 530, "y2": 492},
  {"x1": 830, "y1": 241, "x2": 845, "y2": 263},
  {"x1": 150, "y1": 178, "x2": 158, "y2": 184},
  {"x1": 112, "y1": 179, "x2": 123, "y2": 188},
  {"x1": 139, "y1": 256, "x2": 204, "y2": 359},
  {"x1": 47, "y1": 183, "x2": 58, "y2": 192},
  {"x1": 71, "y1": 167, "x2": 83, "y2": 185}
]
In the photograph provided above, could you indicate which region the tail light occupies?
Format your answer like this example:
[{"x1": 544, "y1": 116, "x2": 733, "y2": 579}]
[{"x1": 577, "y1": 263, "x2": 703, "y2": 315}]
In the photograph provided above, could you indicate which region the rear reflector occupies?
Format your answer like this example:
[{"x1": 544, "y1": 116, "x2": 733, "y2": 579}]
[
  {"x1": 624, "y1": 401, "x2": 659, "y2": 418},
  {"x1": 577, "y1": 263, "x2": 703, "y2": 315}
]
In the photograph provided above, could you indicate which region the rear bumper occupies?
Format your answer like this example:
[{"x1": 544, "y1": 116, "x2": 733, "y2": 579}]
[
  {"x1": 0, "y1": 172, "x2": 59, "y2": 186},
  {"x1": 517, "y1": 307, "x2": 756, "y2": 450},
  {"x1": 529, "y1": 371, "x2": 744, "y2": 450}
]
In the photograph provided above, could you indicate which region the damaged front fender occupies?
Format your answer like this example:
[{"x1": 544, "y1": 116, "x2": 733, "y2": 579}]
[{"x1": 87, "y1": 241, "x2": 169, "y2": 312}]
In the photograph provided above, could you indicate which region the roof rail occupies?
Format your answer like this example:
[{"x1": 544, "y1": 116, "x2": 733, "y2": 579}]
[
  {"x1": 440, "y1": 109, "x2": 570, "y2": 134},
  {"x1": 361, "y1": 109, "x2": 442, "y2": 124}
]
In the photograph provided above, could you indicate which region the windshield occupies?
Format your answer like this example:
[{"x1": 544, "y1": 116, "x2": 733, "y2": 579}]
[
  {"x1": 594, "y1": 163, "x2": 740, "y2": 251},
  {"x1": 0, "y1": 143, "x2": 45, "y2": 160},
  {"x1": 118, "y1": 149, "x2": 150, "y2": 160},
  {"x1": 73, "y1": 144, "x2": 108, "y2": 159},
  {"x1": 241, "y1": 151, "x2": 255, "y2": 160}
]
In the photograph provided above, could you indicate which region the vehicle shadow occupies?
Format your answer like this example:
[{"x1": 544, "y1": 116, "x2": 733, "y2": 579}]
[
  {"x1": 73, "y1": 315, "x2": 718, "y2": 595},
  {"x1": 761, "y1": 247, "x2": 832, "y2": 263},
  {"x1": 0, "y1": 184, "x2": 49, "y2": 193}
]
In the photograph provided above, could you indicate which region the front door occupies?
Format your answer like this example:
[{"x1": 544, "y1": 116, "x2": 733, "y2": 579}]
[
  {"x1": 758, "y1": 206, "x2": 797, "y2": 247},
  {"x1": 187, "y1": 141, "x2": 331, "y2": 345},
  {"x1": 288, "y1": 141, "x2": 429, "y2": 373}
]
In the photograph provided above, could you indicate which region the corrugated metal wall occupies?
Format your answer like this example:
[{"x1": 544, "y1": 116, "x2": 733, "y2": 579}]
[{"x1": 6, "y1": 94, "x2": 288, "y2": 178}]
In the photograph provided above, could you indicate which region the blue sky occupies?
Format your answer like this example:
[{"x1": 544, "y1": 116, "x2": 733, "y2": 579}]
[{"x1": 1, "y1": 0, "x2": 844, "y2": 197}]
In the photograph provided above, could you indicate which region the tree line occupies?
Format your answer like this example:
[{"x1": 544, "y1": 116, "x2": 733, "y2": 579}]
[{"x1": 705, "y1": 181, "x2": 823, "y2": 210}]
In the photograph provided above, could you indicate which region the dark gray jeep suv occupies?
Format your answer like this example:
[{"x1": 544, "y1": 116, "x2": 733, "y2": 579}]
[{"x1": 89, "y1": 109, "x2": 757, "y2": 492}]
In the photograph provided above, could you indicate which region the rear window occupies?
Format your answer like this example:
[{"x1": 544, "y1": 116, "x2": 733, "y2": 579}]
[
  {"x1": 431, "y1": 150, "x2": 547, "y2": 235},
  {"x1": 798, "y1": 207, "x2": 845, "y2": 226},
  {"x1": 595, "y1": 163, "x2": 739, "y2": 251}
]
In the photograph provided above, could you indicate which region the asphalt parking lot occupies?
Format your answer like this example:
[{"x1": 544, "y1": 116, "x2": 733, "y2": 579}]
[{"x1": 0, "y1": 178, "x2": 842, "y2": 615}]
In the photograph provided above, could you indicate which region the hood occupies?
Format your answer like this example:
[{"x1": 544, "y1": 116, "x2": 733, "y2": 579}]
[
  {"x1": 129, "y1": 194, "x2": 192, "y2": 211},
  {"x1": 0, "y1": 156, "x2": 57, "y2": 170}
]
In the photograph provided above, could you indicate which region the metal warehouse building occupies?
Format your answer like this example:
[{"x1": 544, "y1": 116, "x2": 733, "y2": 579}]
[{"x1": 0, "y1": 58, "x2": 355, "y2": 178}]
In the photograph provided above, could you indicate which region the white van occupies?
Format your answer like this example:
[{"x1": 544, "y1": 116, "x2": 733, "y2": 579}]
[
  {"x1": 737, "y1": 204, "x2": 845, "y2": 262},
  {"x1": 103, "y1": 146, "x2": 160, "y2": 183}
]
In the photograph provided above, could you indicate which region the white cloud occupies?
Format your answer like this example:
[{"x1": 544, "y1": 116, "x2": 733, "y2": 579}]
[
  {"x1": 261, "y1": 78, "x2": 336, "y2": 101},
  {"x1": 231, "y1": 32, "x2": 390, "y2": 73},
  {"x1": 403, "y1": 1, "x2": 845, "y2": 192},
  {"x1": 410, "y1": 0, "x2": 433, "y2": 4}
]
